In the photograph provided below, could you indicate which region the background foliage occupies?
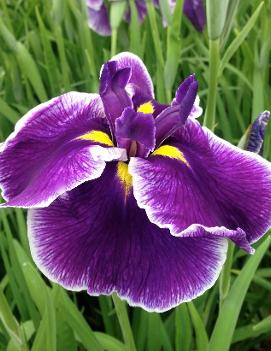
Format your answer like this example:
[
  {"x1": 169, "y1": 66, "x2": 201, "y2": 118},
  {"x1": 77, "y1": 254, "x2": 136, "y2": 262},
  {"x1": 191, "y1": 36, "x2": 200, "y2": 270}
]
[{"x1": 0, "y1": 0, "x2": 271, "y2": 350}]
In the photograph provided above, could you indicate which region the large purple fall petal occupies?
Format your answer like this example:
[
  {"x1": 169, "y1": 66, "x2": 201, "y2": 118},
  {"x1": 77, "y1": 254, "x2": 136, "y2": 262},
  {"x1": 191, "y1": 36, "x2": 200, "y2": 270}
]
[
  {"x1": 87, "y1": 1, "x2": 112, "y2": 36},
  {"x1": 28, "y1": 162, "x2": 227, "y2": 312},
  {"x1": 130, "y1": 118, "x2": 271, "y2": 250},
  {"x1": 0, "y1": 92, "x2": 126, "y2": 208}
]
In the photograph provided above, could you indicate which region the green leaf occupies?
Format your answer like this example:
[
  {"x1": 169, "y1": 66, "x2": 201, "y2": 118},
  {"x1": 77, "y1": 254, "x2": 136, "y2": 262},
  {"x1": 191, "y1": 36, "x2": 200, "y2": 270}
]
[
  {"x1": 133, "y1": 309, "x2": 148, "y2": 351},
  {"x1": 110, "y1": 1, "x2": 127, "y2": 30},
  {"x1": 175, "y1": 304, "x2": 192, "y2": 351},
  {"x1": 22, "y1": 321, "x2": 35, "y2": 341},
  {"x1": 20, "y1": 263, "x2": 56, "y2": 351},
  {"x1": 54, "y1": 287, "x2": 104, "y2": 351},
  {"x1": 112, "y1": 294, "x2": 137, "y2": 351},
  {"x1": 206, "y1": 0, "x2": 230, "y2": 40},
  {"x1": 98, "y1": 296, "x2": 115, "y2": 336},
  {"x1": 164, "y1": 0, "x2": 184, "y2": 102},
  {"x1": 31, "y1": 308, "x2": 55, "y2": 351},
  {"x1": 0, "y1": 98, "x2": 19, "y2": 124},
  {"x1": 232, "y1": 315, "x2": 271, "y2": 344},
  {"x1": 219, "y1": 242, "x2": 234, "y2": 305},
  {"x1": 53, "y1": 26, "x2": 71, "y2": 91},
  {"x1": 147, "y1": 313, "x2": 173, "y2": 351},
  {"x1": 56, "y1": 318, "x2": 77, "y2": 351},
  {"x1": 158, "y1": 0, "x2": 172, "y2": 26},
  {"x1": 13, "y1": 240, "x2": 47, "y2": 314},
  {"x1": 208, "y1": 236, "x2": 270, "y2": 351},
  {"x1": 129, "y1": 0, "x2": 141, "y2": 55},
  {"x1": 219, "y1": 2, "x2": 264, "y2": 75},
  {"x1": 36, "y1": 8, "x2": 60, "y2": 97},
  {"x1": 0, "y1": 17, "x2": 48, "y2": 102},
  {"x1": 232, "y1": 324, "x2": 261, "y2": 343},
  {"x1": 13, "y1": 241, "x2": 56, "y2": 351},
  {"x1": 253, "y1": 315, "x2": 271, "y2": 334},
  {"x1": 187, "y1": 302, "x2": 209, "y2": 351},
  {"x1": 0, "y1": 288, "x2": 21, "y2": 347},
  {"x1": 94, "y1": 332, "x2": 126, "y2": 351},
  {"x1": 146, "y1": 0, "x2": 165, "y2": 102},
  {"x1": 221, "y1": 0, "x2": 241, "y2": 48}
]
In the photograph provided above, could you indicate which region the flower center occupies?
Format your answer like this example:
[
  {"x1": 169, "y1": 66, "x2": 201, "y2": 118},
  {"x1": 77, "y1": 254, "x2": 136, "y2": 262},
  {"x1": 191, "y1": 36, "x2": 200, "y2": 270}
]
[{"x1": 115, "y1": 106, "x2": 156, "y2": 158}]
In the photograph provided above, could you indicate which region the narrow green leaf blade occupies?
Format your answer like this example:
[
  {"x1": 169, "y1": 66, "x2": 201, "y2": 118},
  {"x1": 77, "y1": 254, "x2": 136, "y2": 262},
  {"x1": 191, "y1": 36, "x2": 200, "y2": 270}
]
[
  {"x1": 208, "y1": 236, "x2": 270, "y2": 351},
  {"x1": 187, "y1": 302, "x2": 209, "y2": 351},
  {"x1": 219, "y1": 2, "x2": 264, "y2": 75}
]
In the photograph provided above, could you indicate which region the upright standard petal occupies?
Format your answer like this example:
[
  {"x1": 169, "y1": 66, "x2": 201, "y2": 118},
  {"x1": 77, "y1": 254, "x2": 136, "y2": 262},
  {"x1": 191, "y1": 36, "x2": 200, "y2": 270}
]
[
  {"x1": 87, "y1": 1, "x2": 112, "y2": 36},
  {"x1": 0, "y1": 92, "x2": 126, "y2": 208},
  {"x1": 101, "y1": 52, "x2": 154, "y2": 107},
  {"x1": 99, "y1": 61, "x2": 133, "y2": 131},
  {"x1": 28, "y1": 162, "x2": 227, "y2": 312},
  {"x1": 130, "y1": 118, "x2": 271, "y2": 250}
]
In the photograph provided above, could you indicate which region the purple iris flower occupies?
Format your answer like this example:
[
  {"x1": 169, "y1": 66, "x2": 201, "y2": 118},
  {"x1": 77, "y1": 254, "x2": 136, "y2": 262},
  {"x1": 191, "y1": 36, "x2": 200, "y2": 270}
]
[
  {"x1": 87, "y1": 0, "x2": 206, "y2": 36},
  {"x1": 1, "y1": 53, "x2": 271, "y2": 312},
  {"x1": 247, "y1": 111, "x2": 270, "y2": 155}
]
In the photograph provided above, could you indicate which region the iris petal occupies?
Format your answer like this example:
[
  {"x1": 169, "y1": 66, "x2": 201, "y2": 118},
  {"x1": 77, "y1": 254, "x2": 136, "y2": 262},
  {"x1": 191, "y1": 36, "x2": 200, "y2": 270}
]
[
  {"x1": 0, "y1": 92, "x2": 126, "y2": 208},
  {"x1": 87, "y1": 1, "x2": 112, "y2": 36},
  {"x1": 115, "y1": 107, "x2": 156, "y2": 157},
  {"x1": 155, "y1": 75, "x2": 198, "y2": 145},
  {"x1": 183, "y1": 0, "x2": 206, "y2": 32},
  {"x1": 101, "y1": 52, "x2": 154, "y2": 108},
  {"x1": 28, "y1": 162, "x2": 227, "y2": 312},
  {"x1": 87, "y1": 0, "x2": 103, "y2": 11},
  {"x1": 129, "y1": 118, "x2": 271, "y2": 251},
  {"x1": 247, "y1": 111, "x2": 270, "y2": 154},
  {"x1": 99, "y1": 61, "x2": 132, "y2": 132}
]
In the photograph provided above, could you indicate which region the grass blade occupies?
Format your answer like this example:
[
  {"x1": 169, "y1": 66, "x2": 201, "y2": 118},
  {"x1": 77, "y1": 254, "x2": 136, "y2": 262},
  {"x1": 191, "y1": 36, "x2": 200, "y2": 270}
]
[
  {"x1": 55, "y1": 287, "x2": 104, "y2": 351},
  {"x1": 187, "y1": 302, "x2": 209, "y2": 351},
  {"x1": 219, "y1": 2, "x2": 264, "y2": 75},
  {"x1": 208, "y1": 236, "x2": 270, "y2": 351},
  {"x1": 112, "y1": 294, "x2": 137, "y2": 351}
]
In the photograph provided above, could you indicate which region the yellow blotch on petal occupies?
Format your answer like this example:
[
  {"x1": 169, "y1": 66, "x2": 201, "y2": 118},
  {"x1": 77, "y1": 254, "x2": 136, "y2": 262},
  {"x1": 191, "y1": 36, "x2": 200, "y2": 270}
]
[
  {"x1": 137, "y1": 101, "x2": 154, "y2": 115},
  {"x1": 117, "y1": 161, "x2": 133, "y2": 199},
  {"x1": 152, "y1": 145, "x2": 190, "y2": 167},
  {"x1": 78, "y1": 130, "x2": 113, "y2": 146}
]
